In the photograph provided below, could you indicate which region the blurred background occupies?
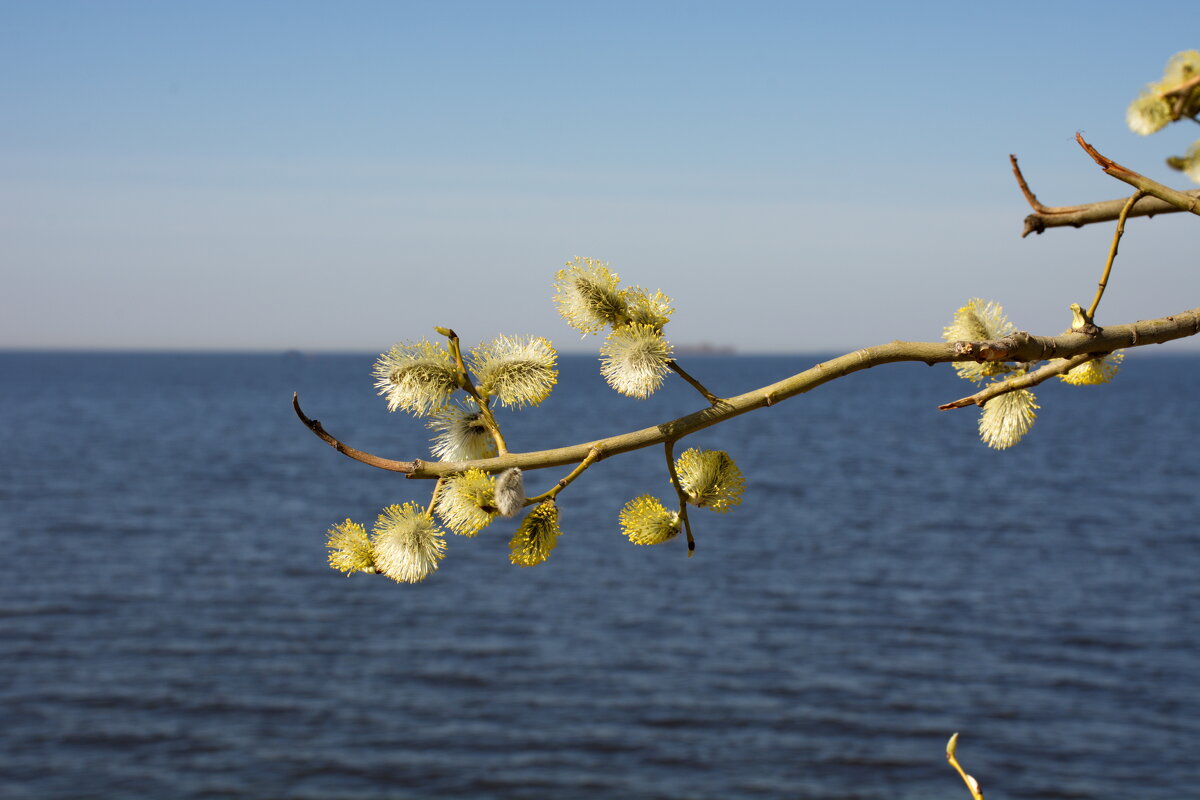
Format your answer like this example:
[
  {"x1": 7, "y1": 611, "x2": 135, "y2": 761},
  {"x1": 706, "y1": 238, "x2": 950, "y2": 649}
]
[{"x1": 2, "y1": 2, "x2": 1199, "y2": 799}]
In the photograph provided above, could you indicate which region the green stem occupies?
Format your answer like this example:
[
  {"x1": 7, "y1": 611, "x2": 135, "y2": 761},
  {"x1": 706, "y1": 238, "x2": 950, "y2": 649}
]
[
  {"x1": 426, "y1": 476, "x2": 446, "y2": 516},
  {"x1": 528, "y1": 448, "x2": 603, "y2": 503},
  {"x1": 945, "y1": 733, "x2": 984, "y2": 800},
  {"x1": 474, "y1": 397, "x2": 509, "y2": 456},
  {"x1": 1087, "y1": 191, "x2": 1144, "y2": 320},
  {"x1": 439, "y1": 327, "x2": 509, "y2": 456}
]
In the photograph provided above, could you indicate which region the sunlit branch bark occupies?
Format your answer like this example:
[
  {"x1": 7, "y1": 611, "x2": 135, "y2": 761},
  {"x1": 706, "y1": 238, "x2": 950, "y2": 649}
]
[
  {"x1": 1020, "y1": 194, "x2": 1196, "y2": 237},
  {"x1": 1076, "y1": 133, "x2": 1200, "y2": 216},
  {"x1": 1011, "y1": 154, "x2": 1199, "y2": 237},
  {"x1": 295, "y1": 306, "x2": 1200, "y2": 478}
]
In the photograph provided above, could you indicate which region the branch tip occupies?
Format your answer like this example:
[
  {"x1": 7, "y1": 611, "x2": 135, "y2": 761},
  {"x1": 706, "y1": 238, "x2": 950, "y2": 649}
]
[
  {"x1": 293, "y1": 393, "x2": 416, "y2": 474},
  {"x1": 1010, "y1": 153, "x2": 1047, "y2": 212}
]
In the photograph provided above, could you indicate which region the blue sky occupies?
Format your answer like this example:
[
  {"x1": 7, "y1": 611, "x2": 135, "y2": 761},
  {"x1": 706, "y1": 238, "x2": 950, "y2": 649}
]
[{"x1": 3, "y1": 1, "x2": 1197, "y2": 352}]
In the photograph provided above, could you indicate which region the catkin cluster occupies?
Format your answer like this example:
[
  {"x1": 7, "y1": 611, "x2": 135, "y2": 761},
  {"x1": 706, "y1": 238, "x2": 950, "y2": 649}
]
[
  {"x1": 1127, "y1": 50, "x2": 1200, "y2": 182},
  {"x1": 943, "y1": 299, "x2": 1123, "y2": 450}
]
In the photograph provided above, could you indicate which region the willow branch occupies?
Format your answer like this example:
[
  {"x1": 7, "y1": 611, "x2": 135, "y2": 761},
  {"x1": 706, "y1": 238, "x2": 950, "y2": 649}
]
[
  {"x1": 664, "y1": 439, "x2": 696, "y2": 555},
  {"x1": 938, "y1": 354, "x2": 1093, "y2": 410},
  {"x1": 1012, "y1": 151, "x2": 1196, "y2": 237},
  {"x1": 1088, "y1": 191, "x2": 1145, "y2": 319},
  {"x1": 295, "y1": 307, "x2": 1200, "y2": 477},
  {"x1": 1076, "y1": 133, "x2": 1200, "y2": 216}
]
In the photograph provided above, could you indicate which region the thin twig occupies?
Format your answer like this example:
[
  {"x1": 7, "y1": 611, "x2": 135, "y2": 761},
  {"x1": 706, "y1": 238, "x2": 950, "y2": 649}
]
[
  {"x1": 528, "y1": 448, "x2": 603, "y2": 503},
  {"x1": 293, "y1": 392, "x2": 420, "y2": 473},
  {"x1": 1009, "y1": 154, "x2": 1090, "y2": 215},
  {"x1": 664, "y1": 439, "x2": 696, "y2": 556},
  {"x1": 426, "y1": 477, "x2": 446, "y2": 516},
  {"x1": 938, "y1": 355, "x2": 1093, "y2": 410},
  {"x1": 1087, "y1": 191, "x2": 1145, "y2": 319},
  {"x1": 1076, "y1": 133, "x2": 1200, "y2": 216},
  {"x1": 668, "y1": 359, "x2": 721, "y2": 404},
  {"x1": 1012, "y1": 150, "x2": 1200, "y2": 236},
  {"x1": 1020, "y1": 191, "x2": 1199, "y2": 237},
  {"x1": 946, "y1": 734, "x2": 984, "y2": 800},
  {"x1": 440, "y1": 327, "x2": 509, "y2": 455}
]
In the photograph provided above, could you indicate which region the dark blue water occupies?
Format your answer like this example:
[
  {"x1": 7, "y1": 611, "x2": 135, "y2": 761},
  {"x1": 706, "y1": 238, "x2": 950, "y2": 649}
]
[{"x1": 1, "y1": 350, "x2": 1198, "y2": 799}]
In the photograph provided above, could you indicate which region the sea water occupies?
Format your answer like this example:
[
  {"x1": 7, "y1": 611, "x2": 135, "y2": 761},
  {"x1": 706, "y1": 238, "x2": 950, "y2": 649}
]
[{"x1": 1, "y1": 351, "x2": 1197, "y2": 799}]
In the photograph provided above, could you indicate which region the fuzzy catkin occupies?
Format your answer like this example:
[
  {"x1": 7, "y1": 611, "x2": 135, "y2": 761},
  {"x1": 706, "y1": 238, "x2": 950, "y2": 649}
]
[{"x1": 494, "y1": 468, "x2": 526, "y2": 517}]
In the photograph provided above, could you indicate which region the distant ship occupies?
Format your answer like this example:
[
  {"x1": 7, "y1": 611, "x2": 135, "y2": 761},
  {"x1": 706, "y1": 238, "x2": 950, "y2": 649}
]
[{"x1": 673, "y1": 343, "x2": 736, "y2": 356}]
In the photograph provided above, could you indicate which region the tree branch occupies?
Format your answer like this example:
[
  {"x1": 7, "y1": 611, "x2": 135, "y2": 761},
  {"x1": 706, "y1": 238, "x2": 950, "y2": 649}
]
[
  {"x1": 1076, "y1": 133, "x2": 1200, "y2": 216},
  {"x1": 1012, "y1": 153, "x2": 1199, "y2": 237},
  {"x1": 1010, "y1": 154, "x2": 1091, "y2": 216},
  {"x1": 296, "y1": 307, "x2": 1200, "y2": 477},
  {"x1": 1020, "y1": 193, "x2": 1197, "y2": 237},
  {"x1": 293, "y1": 392, "x2": 422, "y2": 473}
]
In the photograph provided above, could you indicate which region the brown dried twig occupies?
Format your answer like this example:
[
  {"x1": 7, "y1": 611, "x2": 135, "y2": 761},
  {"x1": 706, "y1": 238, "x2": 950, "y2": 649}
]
[
  {"x1": 1012, "y1": 153, "x2": 1198, "y2": 237},
  {"x1": 1076, "y1": 133, "x2": 1200, "y2": 216}
]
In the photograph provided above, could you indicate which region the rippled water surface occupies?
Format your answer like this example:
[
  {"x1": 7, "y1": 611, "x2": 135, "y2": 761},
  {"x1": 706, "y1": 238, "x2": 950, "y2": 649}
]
[{"x1": 1, "y1": 351, "x2": 1198, "y2": 799}]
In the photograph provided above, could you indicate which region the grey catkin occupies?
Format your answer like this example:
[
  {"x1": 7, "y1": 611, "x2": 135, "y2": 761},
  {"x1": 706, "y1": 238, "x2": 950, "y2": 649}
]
[{"x1": 494, "y1": 468, "x2": 526, "y2": 517}]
